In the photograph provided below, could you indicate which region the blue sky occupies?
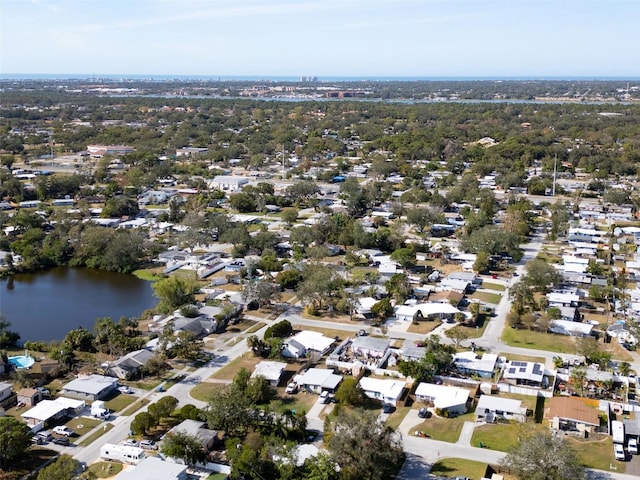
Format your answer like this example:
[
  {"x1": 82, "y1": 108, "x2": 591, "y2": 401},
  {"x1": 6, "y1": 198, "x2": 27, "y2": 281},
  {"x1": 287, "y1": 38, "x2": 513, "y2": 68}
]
[{"x1": 2, "y1": 0, "x2": 639, "y2": 78}]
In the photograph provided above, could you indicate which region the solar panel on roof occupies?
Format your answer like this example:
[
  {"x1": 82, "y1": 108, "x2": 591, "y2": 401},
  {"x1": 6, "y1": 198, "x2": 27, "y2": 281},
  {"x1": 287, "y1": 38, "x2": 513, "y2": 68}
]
[
  {"x1": 508, "y1": 368, "x2": 516, "y2": 374},
  {"x1": 533, "y1": 364, "x2": 543, "y2": 375}
]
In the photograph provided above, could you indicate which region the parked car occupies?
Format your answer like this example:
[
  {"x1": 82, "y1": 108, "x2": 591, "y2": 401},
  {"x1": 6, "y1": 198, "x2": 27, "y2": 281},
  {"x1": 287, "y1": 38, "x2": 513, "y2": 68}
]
[
  {"x1": 118, "y1": 386, "x2": 134, "y2": 394},
  {"x1": 418, "y1": 407, "x2": 431, "y2": 419},
  {"x1": 123, "y1": 439, "x2": 139, "y2": 447},
  {"x1": 53, "y1": 436, "x2": 70, "y2": 446},
  {"x1": 614, "y1": 443, "x2": 626, "y2": 461},
  {"x1": 35, "y1": 387, "x2": 50, "y2": 396},
  {"x1": 36, "y1": 430, "x2": 53, "y2": 441},
  {"x1": 285, "y1": 382, "x2": 298, "y2": 394},
  {"x1": 31, "y1": 435, "x2": 44, "y2": 445},
  {"x1": 319, "y1": 391, "x2": 330, "y2": 404},
  {"x1": 382, "y1": 403, "x2": 396, "y2": 414},
  {"x1": 139, "y1": 439, "x2": 158, "y2": 450},
  {"x1": 628, "y1": 438, "x2": 638, "y2": 455},
  {"x1": 53, "y1": 426, "x2": 74, "y2": 437},
  {"x1": 356, "y1": 329, "x2": 368, "y2": 337}
]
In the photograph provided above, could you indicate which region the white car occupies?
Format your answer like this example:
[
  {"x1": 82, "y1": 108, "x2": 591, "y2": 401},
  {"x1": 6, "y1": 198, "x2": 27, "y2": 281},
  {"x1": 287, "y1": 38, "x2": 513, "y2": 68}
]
[
  {"x1": 53, "y1": 426, "x2": 74, "y2": 437},
  {"x1": 628, "y1": 438, "x2": 638, "y2": 455},
  {"x1": 614, "y1": 443, "x2": 626, "y2": 461},
  {"x1": 118, "y1": 386, "x2": 134, "y2": 394},
  {"x1": 285, "y1": 382, "x2": 298, "y2": 394},
  {"x1": 319, "y1": 391, "x2": 330, "y2": 404}
]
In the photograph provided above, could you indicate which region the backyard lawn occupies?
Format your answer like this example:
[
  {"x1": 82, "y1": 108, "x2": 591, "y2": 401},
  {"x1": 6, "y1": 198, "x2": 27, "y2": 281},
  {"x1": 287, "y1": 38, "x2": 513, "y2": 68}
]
[
  {"x1": 471, "y1": 423, "x2": 523, "y2": 452},
  {"x1": 105, "y1": 393, "x2": 138, "y2": 412},
  {"x1": 569, "y1": 435, "x2": 625, "y2": 473},
  {"x1": 88, "y1": 461, "x2": 123, "y2": 478},
  {"x1": 210, "y1": 352, "x2": 263, "y2": 380},
  {"x1": 501, "y1": 327, "x2": 576, "y2": 353},
  {"x1": 190, "y1": 381, "x2": 226, "y2": 402},
  {"x1": 407, "y1": 320, "x2": 442, "y2": 335}
]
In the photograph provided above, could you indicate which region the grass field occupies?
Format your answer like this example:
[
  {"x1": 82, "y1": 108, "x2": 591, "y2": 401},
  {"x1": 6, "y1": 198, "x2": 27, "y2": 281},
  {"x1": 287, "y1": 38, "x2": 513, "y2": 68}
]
[
  {"x1": 104, "y1": 394, "x2": 138, "y2": 412},
  {"x1": 410, "y1": 412, "x2": 474, "y2": 443},
  {"x1": 89, "y1": 461, "x2": 123, "y2": 478},
  {"x1": 210, "y1": 352, "x2": 262, "y2": 380},
  {"x1": 501, "y1": 327, "x2": 576, "y2": 353},
  {"x1": 407, "y1": 320, "x2": 443, "y2": 335},
  {"x1": 482, "y1": 282, "x2": 507, "y2": 292},
  {"x1": 190, "y1": 382, "x2": 226, "y2": 402},
  {"x1": 470, "y1": 291, "x2": 502, "y2": 304},
  {"x1": 78, "y1": 423, "x2": 114, "y2": 447},
  {"x1": 471, "y1": 423, "x2": 524, "y2": 452},
  {"x1": 569, "y1": 435, "x2": 625, "y2": 472},
  {"x1": 121, "y1": 398, "x2": 150, "y2": 416},
  {"x1": 430, "y1": 458, "x2": 491, "y2": 480},
  {"x1": 384, "y1": 405, "x2": 411, "y2": 430}
]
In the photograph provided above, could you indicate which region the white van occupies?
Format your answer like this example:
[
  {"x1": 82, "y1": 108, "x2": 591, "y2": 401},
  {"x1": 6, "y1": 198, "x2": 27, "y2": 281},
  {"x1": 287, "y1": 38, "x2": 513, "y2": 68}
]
[{"x1": 628, "y1": 438, "x2": 638, "y2": 455}]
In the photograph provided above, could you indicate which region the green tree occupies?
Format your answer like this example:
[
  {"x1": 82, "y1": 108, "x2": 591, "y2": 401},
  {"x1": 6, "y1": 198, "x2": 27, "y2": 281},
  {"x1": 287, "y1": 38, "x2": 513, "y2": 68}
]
[
  {"x1": 523, "y1": 259, "x2": 562, "y2": 292},
  {"x1": 0, "y1": 416, "x2": 32, "y2": 468},
  {"x1": 155, "y1": 395, "x2": 179, "y2": 418},
  {"x1": 281, "y1": 208, "x2": 299, "y2": 226},
  {"x1": 500, "y1": 430, "x2": 586, "y2": 480},
  {"x1": 160, "y1": 431, "x2": 207, "y2": 467},
  {"x1": 397, "y1": 335, "x2": 455, "y2": 383},
  {"x1": 152, "y1": 275, "x2": 198, "y2": 313},
  {"x1": 326, "y1": 409, "x2": 404, "y2": 480},
  {"x1": 445, "y1": 327, "x2": 470, "y2": 348},
  {"x1": 335, "y1": 377, "x2": 367, "y2": 406},
  {"x1": 36, "y1": 454, "x2": 79, "y2": 480},
  {"x1": 390, "y1": 247, "x2": 415, "y2": 269},
  {"x1": 131, "y1": 411, "x2": 158, "y2": 435},
  {"x1": 473, "y1": 251, "x2": 491, "y2": 273},
  {"x1": 0, "y1": 315, "x2": 20, "y2": 348},
  {"x1": 370, "y1": 297, "x2": 393, "y2": 322},
  {"x1": 170, "y1": 331, "x2": 204, "y2": 361}
]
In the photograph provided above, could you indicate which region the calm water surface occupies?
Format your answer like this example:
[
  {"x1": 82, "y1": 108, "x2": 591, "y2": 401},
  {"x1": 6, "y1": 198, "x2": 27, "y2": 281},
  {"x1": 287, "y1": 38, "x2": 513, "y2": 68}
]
[{"x1": 0, "y1": 267, "x2": 157, "y2": 342}]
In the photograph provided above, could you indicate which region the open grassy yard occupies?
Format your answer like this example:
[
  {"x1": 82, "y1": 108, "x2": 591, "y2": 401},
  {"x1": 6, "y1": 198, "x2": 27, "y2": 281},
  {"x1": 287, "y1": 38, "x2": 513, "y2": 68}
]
[
  {"x1": 430, "y1": 458, "x2": 492, "y2": 480},
  {"x1": 482, "y1": 282, "x2": 507, "y2": 292},
  {"x1": 121, "y1": 398, "x2": 150, "y2": 416},
  {"x1": 207, "y1": 474, "x2": 228, "y2": 480},
  {"x1": 210, "y1": 352, "x2": 263, "y2": 380},
  {"x1": 501, "y1": 327, "x2": 576, "y2": 353},
  {"x1": 470, "y1": 291, "x2": 502, "y2": 304},
  {"x1": 385, "y1": 405, "x2": 411, "y2": 430},
  {"x1": 496, "y1": 351, "x2": 548, "y2": 364},
  {"x1": 448, "y1": 314, "x2": 490, "y2": 339},
  {"x1": 78, "y1": 423, "x2": 114, "y2": 446},
  {"x1": 471, "y1": 423, "x2": 525, "y2": 452},
  {"x1": 89, "y1": 461, "x2": 124, "y2": 478},
  {"x1": 66, "y1": 417, "x2": 101, "y2": 436},
  {"x1": 409, "y1": 412, "x2": 475, "y2": 443},
  {"x1": 568, "y1": 435, "x2": 625, "y2": 472},
  {"x1": 407, "y1": 319, "x2": 442, "y2": 335},
  {"x1": 226, "y1": 318, "x2": 258, "y2": 333},
  {"x1": 104, "y1": 393, "x2": 138, "y2": 412},
  {"x1": 190, "y1": 381, "x2": 226, "y2": 402}
]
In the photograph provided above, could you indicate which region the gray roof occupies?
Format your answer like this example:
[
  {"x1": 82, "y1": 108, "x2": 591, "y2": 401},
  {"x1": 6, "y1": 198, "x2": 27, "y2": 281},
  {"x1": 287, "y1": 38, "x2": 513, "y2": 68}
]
[
  {"x1": 63, "y1": 374, "x2": 118, "y2": 395},
  {"x1": 114, "y1": 456, "x2": 187, "y2": 480},
  {"x1": 351, "y1": 336, "x2": 390, "y2": 353}
]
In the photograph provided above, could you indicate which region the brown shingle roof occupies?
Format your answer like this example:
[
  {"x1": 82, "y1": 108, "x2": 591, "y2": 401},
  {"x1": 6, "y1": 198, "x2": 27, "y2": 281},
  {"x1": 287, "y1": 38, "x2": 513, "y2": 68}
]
[{"x1": 547, "y1": 396, "x2": 599, "y2": 426}]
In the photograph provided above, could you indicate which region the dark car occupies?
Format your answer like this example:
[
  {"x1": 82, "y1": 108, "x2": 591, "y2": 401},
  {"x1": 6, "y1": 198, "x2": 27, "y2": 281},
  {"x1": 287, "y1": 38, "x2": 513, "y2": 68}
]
[
  {"x1": 53, "y1": 436, "x2": 70, "y2": 446},
  {"x1": 382, "y1": 403, "x2": 396, "y2": 414},
  {"x1": 418, "y1": 407, "x2": 431, "y2": 419}
]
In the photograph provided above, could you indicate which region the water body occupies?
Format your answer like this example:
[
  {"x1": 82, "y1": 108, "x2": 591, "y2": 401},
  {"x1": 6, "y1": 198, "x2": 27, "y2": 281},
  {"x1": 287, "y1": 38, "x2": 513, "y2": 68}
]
[{"x1": 0, "y1": 267, "x2": 157, "y2": 343}]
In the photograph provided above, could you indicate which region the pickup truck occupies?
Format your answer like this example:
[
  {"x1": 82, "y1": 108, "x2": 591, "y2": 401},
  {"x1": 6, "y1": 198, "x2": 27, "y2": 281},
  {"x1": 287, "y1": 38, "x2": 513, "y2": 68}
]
[{"x1": 53, "y1": 426, "x2": 74, "y2": 437}]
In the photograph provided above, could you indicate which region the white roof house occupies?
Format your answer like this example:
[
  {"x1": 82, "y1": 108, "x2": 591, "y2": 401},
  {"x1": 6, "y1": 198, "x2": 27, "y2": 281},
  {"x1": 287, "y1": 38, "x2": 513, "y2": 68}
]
[
  {"x1": 358, "y1": 377, "x2": 406, "y2": 405},
  {"x1": 251, "y1": 361, "x2": 287, "y2": 386},
  {"x1": 414, "y1": 383, "x2": 470, "y2": 415},
  {"x1": 394, "y1": 302, "x2": 463, "y2": 322},
  {"x1": 62, "y1": 374, "x2": 119, "y2": 401},
  {"x1": 21, "y1": 397, "x2": 85, "y2": 426},
  {"x1": 114, "y1": 456, "x2": 189, "y2": 480},
  {"x1": 208, "y1": 175, "x2": 250, "y2": 192},
  {"x1": 282, "y1": 330, "x2": 335, "y2": 359},
  {"x1": 475, "y1": 395, "x2": 527, "y2": 423},
  {"x1": 438, "y1": 278, "x2": 470, "y2": 293},
  {"x1": 299, "y1": 368, "x2": 343, "y2": 393},
  {"x1": 549, "y1": 320, "x2": 594, "y2": 337},
  {"x1": 454, "y1": 352, "x2": 498, "y2": 378}
]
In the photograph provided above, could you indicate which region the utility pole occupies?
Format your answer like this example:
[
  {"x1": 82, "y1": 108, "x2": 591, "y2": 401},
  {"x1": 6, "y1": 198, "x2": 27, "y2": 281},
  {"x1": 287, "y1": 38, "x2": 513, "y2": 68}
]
[{"x1": 552, "y1": 154, "x2": 557, "y2": 197}]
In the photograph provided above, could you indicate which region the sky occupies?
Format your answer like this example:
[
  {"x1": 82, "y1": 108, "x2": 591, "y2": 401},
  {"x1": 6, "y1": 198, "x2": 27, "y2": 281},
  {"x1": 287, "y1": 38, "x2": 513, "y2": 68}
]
[{"x1": 2, "y1": 0, "x2": 639, "y2": 78}]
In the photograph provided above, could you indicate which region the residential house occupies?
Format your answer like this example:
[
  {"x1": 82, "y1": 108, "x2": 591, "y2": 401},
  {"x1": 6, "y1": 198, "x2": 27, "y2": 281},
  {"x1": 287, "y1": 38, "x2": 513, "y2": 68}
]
[
  {"x1": 394, "y1": 302, "x2": 463, "y2": 323},
  {"x1": 172, "y1": 316, "x2": 217, "y2": 337},
  {"x1": 475, "y1": 395, "x2": 527, "y2": 423},
  {"x1": 103, "y1": 350, "x2": 155, "y2": 380},
  {"x1": 281, "y1": 330, "x2": 335, "y2": 359},
  {"x1": 547, "y1": 396, "x2": 600, "y2": 435},
  {"x1": 62, "y1": 374, "x2": 119, "y2": 401},
  {"x1": 414, "y1": 383, "x2": 470, "y2": 416},
  {"x1": 299, "y1": 368, "x2": 343, "y2": 394},
  {"x1": 166, "y1": 419, "x2": 219, "y2": 451},
  {"x1": 21, "y1": 397, "x2": 85, "y2": 427},
  {"x1": 351, "y1": 336, "x2": 390, "y2": 359},
  {"x1": 16, "y1": 387, "x2": 41, "y2": 407},
  {"x1": 438, "y1": 278, "x2": 471, "y2": 293},
  {"x1": 454, "y1": 352, "x2": 498, "y2": 378},
  {"x1": 251, "y1": 361, "x2": 287, "y2": 386},
  {"x1": 358, "y1": 377, "x2": 406, "y2": 406},
  {"x1": 549, "y1": 320, "x2": 594, "y2": 337},
  {"x1": 208, "y1": 175, "x2": 250, "y2": 192},
  {"x1": 399, "y1": 344, "x2": 426, "y2": 362},
  {"x1": 546, "y1": 291, "x2": 581, "y2": 308},
  {"x1": 0, "y1": 382, "x2": 13, "y2": 403},
  {"x1": 501, "y1": 361, "x2": 548, "y2": 388},
  {"x1": 114, "y1": 456, "x2": 188, "y2": 480},
  {"x1": 429, "y1": 290, "x2": 464, "y2": 307}
]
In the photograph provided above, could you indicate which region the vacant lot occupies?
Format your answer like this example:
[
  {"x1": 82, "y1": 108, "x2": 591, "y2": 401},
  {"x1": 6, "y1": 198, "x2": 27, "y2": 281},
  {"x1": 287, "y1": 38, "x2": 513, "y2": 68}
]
[
  {"x1": 470, "y1": 291, "x2": 502, "y2": 304},
  {"x1": 409, "y1": 412, "x2": 474, "y2": 443},
  {"x1": 430, "y1": 458, "x2": 493, "y2": 480},
  {"x1": 407, "y1": 320, "x2": 442, "y2": 335},
  {"x1": 501, "y1": 327, "x2": 576, "y2": 353}
]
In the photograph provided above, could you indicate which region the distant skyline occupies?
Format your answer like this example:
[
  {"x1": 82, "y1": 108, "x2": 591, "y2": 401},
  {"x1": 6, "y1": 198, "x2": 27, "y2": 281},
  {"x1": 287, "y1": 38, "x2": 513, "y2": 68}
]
[{"x1": 2, "y1": 0, "x2": 639, "y2": 79}]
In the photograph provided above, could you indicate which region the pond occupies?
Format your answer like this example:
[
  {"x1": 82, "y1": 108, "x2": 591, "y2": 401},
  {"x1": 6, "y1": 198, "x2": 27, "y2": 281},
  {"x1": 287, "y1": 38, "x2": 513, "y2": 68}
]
[{"x1": 0, "y1": 267, "x2": 157, "y2": 342}]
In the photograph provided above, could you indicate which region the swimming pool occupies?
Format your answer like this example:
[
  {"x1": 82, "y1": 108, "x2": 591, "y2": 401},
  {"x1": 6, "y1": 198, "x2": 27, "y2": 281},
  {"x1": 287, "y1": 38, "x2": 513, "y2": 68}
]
[{"x1": 8, "y1": 355, "x2": 35, "y2": 369}]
